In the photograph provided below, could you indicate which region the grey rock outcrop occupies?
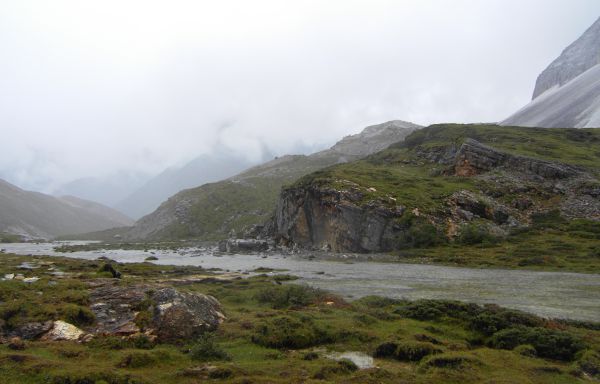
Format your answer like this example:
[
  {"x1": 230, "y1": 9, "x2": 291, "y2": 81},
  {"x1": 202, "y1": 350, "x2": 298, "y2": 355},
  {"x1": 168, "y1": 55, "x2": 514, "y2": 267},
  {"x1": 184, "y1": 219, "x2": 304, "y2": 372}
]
[
  {"x1": 532, "y1": 17, "x2": 600, "y2": 100},
  {"x1": 503, "y1": 17, "x2": 600, "y2": 128},
  {"x1": 274, "y1": 185, "x2": 406, "y2": 252},
  {"x1": 272, "y1": 138, "x2": 599, "y2": 252},
  {"x1": 41, "y1": 321, "x2": 86, "y2": 341},
  {"x1": 151, "y1": 288, "x2": 225, "y2": 343},
  {"x1": 452, "y1": 139, "x2": 581, "y2": 179},
  {"x1": 88, "y1": 284, "x2": 224, "y2": 342}
]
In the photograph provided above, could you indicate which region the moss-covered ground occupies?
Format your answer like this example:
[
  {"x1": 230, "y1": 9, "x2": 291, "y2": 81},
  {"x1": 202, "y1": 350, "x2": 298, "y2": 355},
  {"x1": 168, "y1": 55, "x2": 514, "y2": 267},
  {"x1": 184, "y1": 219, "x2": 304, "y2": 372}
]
[{"x1": 0, "y1": 254, "x2": 598, "y2": 383}]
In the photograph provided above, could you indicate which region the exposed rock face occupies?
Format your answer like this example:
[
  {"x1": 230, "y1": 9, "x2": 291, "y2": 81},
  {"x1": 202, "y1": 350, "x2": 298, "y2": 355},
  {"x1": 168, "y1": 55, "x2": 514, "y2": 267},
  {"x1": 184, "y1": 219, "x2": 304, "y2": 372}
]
[
  {"x1": 89, "y1": 284, "x2": 224, "y2": 343},
  {"x1": 89, "y1": 283, "x2": 149, "y2": 336},
  {"x1": 11, "y1": 321, "x2": 53, "y2": 340},
  {"x1": 151, "y1": 288, "x2": 225, "y2": 343},
  {"x1": 532, "y1": 17, "x2": 600, "y2": 100},
  {"x1": 503, "y1": 17, "x2": 600, "y2": 128},
  {"x1": 272, "y1": 138, "x2": 599, "y2": 252},
  {"x1": 274, "y1": 185, "x2": 405, "y2": 252},
  {"x1": 453, "y1": 139, "x2": 581, "y2": 179}
]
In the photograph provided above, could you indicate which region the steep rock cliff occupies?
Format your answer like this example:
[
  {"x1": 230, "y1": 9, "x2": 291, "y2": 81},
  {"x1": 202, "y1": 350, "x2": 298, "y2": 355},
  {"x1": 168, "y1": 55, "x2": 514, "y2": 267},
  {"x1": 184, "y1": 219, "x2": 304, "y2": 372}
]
[{"x1": 271, "y1": 125, "x2": 600, "y2": 252}]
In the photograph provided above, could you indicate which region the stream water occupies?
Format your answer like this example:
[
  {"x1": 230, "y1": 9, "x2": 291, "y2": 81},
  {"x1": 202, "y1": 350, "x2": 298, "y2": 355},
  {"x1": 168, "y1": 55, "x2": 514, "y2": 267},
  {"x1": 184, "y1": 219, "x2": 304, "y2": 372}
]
[{"x1": 1, "y1": 242, "x2": 598, "y2": 322}]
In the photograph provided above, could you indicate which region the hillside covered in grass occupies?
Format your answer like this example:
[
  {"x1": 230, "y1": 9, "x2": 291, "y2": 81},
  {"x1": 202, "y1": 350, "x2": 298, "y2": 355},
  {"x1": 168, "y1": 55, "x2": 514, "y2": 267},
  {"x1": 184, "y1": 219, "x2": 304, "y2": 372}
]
[{"x1": 272, "y1": 124, "x2": 600, "y2": 272}]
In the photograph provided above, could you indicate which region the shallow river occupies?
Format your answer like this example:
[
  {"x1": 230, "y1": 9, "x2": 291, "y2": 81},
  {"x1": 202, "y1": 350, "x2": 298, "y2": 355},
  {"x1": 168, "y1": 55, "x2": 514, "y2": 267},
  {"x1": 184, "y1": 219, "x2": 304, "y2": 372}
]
[{"x1": 2, "y1": 242, "x2": 599, "y2": 322}]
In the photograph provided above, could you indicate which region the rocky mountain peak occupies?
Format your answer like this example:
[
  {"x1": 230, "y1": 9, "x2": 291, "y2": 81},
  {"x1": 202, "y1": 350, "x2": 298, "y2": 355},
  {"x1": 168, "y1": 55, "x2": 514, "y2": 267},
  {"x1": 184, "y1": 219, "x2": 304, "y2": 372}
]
[
  {"x1": 328, "y1": 120, "x2": 421, "y2": 158},
  {"x1": 532, "y1": 16, "x2": 600, "y2": 100}
]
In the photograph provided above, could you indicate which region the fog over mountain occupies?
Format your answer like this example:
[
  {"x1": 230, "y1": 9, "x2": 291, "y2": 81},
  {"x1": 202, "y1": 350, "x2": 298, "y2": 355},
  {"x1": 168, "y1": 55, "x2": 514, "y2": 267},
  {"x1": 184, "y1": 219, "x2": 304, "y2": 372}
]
[{"x1": 1, "y1": 1, "x2": 599, "y2": 196}]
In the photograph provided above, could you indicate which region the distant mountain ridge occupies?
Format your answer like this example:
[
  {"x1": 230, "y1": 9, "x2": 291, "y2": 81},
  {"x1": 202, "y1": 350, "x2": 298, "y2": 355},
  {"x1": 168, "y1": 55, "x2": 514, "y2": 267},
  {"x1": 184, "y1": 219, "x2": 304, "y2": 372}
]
[
  {"x1": 0, "y1": 179, "x2": 134, "y2": 240},
  {"x1": 124, "y1": 120, "x2": 421, "y2": 241},
  {"x1": 114, "y1": 153, "x2": 257, "y2": 219},
  {"x1": 503, "y1": 17, "x2": 600, "y2": 128}
]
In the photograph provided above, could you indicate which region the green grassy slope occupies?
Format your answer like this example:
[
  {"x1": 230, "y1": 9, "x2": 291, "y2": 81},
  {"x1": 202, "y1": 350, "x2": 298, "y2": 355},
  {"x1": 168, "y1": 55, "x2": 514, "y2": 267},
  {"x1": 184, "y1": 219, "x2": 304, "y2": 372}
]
[{"x1": 289, "y1": 124, "x2": 600, "y2": 272}]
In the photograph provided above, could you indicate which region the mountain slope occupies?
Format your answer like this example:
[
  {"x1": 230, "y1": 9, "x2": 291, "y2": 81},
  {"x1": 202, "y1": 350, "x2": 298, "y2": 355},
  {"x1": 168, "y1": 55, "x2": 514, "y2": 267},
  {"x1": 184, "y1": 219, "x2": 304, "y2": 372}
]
[
  {"x1": 0, "y1": 179, "x2": 134, "y2": 240},
  {"x1": 125, "y1": 120, "x2": 421, "y2": 241},
  {"x1": 503, "y1": 17, "x2": 600, "y2": 128},
  {"x1": 502, "y1": 64, "x2": 600, "y2": 128},
  {"x1": 270, "y1": 124, "x2": 600, "y2": 271},
  {"x1": 115, "y1": 153, "x2": 257, "y2": 219},
  {"x1": 532, "y1": 17, "x2": 600, "y2": 99}
]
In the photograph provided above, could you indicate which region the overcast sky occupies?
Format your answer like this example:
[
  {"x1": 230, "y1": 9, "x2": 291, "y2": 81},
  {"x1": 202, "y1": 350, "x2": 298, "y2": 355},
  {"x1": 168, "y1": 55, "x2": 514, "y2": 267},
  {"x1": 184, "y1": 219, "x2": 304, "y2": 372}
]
[{"x1": 1, "y1": 0, "x2": 599, "y2": 193}]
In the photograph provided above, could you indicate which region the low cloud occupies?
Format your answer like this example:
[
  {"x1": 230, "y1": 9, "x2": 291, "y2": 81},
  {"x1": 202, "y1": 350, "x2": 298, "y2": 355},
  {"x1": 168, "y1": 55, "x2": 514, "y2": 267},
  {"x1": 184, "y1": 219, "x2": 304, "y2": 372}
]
[{"x1": 0, "y1": 0, "x2": 598, "y2": 192}]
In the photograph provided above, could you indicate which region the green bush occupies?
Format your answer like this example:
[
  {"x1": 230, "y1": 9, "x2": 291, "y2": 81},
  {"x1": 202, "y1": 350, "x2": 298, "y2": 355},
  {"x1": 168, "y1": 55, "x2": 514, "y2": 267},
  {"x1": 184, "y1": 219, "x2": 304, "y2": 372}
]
[
  {"x1": 395, "y1": 342, "x2": 441, "y2": 362},
  {"x1": 118, "y1": 351, "x2": 157, "y2": 368},
  {"x1": 393, "y1": 214, "x2": 445, "y2": 249},
  {"x1": 255, "y1": 284, "x2": 325, "y2": 309},
  {"x1": 567, "y1": 219, "x2": 600, "y2": 237},
  {"x1": 312, "y1": 360, "x2": 358, "y2": 379},
  {"x1": 354, "y1": 295, "x2": 403, "y2": 308},
  {"x1": 189, "y1": 334, "x2": 231, "y2": 362},
  {"x1": 394, "y1": 299, "x2": 479, "y2": 321},
  {"x1": 489, "y1": 326, "x2": 585, "y2": 361},
  {"x1": 373, "y1": 341, "x2": 441, "y2": 361},
  {"x1": 421, "y1": 354, "x2": 480, "y2": 370},
  {"x1": 531, "y1": 210, "x2": 566, "y2": 229},
  {"x1": 469, "y1": 307, "x2": 542, "y2": 335},
  {"x1": 60, "y1": 304, "x2": 95, "y2": 326},
  {"x1": 251, "y1": 316, "x2": 330, "y2": 349},
  {"x1": 457, "y1": 223, "x2": 499, "y2": 245},
  {"x1": 514, "y1": 344, "x2": 537, "y2": 357},
  {"x1": 576, "y1": 350, "x2": 600, "y2": 377}
]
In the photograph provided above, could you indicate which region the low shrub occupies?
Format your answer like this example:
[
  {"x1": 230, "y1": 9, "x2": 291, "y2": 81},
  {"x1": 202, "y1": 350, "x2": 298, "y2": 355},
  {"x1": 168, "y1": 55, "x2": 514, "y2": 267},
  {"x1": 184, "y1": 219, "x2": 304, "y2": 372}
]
[
  {"x1": 531, "y1": 210, "x2": 566, "y2": 229},
  {"x1": 514, "y1": 344, "x2": 537, "y2": 357},
  {"x1": 255, "y1": 284, "x2": 325, "y2": 309},
  {"x1": 421, "y1": 354, "x2": 480, "y2": 370},
  {"x1": 118, "y1": 351, "x2": 157, "y2": 368},
  {"x1": 373, "y1": 341, "x2": 441, "y2": 362},
  {"x1": 189, "y1": 334, "x2": 231, "y2": 362},
  {"x1": 251, "y1": 316, "x2": 330, "y2": 349},
  {"x1": 60, "y1": 304, "x2": 95, "y2": 326},
  {"x1": 470, "y1": 307, "x2": 542, "y2": 335},
  {"x1": 354, "y1": 295, "x2": 403, "y2": 308},
  {"x1": 457, "y1": 223, "x2": 500, "y2": 245},
  {"x1": 395, "y1": 342, "x2": 442, "y2": 362},
  {"x1": 394, "y1": 299, "x2": 479, "y2": 321},
  {"x1": 489, "y1": 326, "x2": 585, "y2": 361},
  {"x1": 312, "y1": 359, "x2": 358, "y2": 379},
  {"x1": 576, "y1": 350, "x2": 600, "y2": 377}
]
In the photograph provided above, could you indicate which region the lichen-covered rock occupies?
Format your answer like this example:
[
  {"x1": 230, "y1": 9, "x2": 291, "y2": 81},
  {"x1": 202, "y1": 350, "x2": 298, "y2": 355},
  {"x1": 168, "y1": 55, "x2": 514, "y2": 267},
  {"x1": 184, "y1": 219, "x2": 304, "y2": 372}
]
[
  {"x1": 151, "y1": 288, "x2": 225, "y2": 343},
  {"x1": 42, "y1": 321, "x2": 85, "y2": 341},
  {"x1": 89, "y1": 283, "x2": 149, "y2": 336},
  {"x1": 12, "y1": 321, "x2": 53, "y2": 340}
]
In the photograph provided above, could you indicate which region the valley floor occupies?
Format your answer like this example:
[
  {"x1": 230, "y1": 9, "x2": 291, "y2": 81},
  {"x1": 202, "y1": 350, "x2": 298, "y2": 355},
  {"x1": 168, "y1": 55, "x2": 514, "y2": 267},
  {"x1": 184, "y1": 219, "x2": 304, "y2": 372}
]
[{"x1": 0, "y1": 254, "x2": 598, "y2": 383}]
